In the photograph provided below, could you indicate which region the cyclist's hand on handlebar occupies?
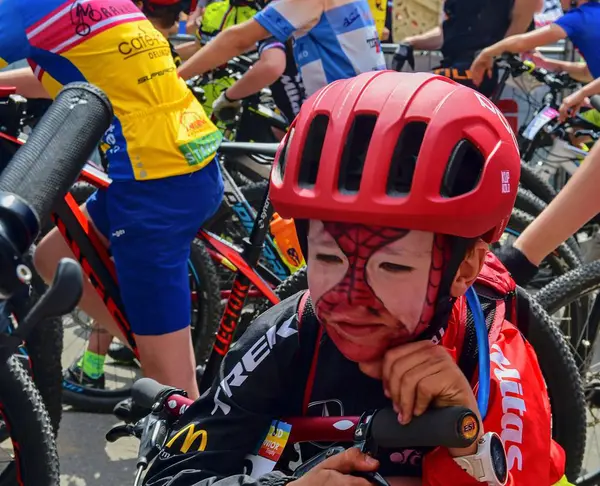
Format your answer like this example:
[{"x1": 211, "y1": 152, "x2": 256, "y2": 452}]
[
  {"x1": 470, "y1": 48, "x2": 494, "y2": 86},
  {"x1": 560, "y1": 89, "x2": 588, "y2": 122},
  {"x1": 289, "y1": 448, "x2": 380, "y2": 486},
  {"x1": 359, "y1": 341, "x2": 479, "y2": 428}
]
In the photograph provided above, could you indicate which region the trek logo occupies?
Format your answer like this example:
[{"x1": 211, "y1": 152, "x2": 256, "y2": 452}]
[
  {"x1": 165, "y1": 423, "x2": 208, "y2": 453},
  {"x1": 490, "y1": 343, "x2": 525, "y2": 472},
  {"x1": 212, "y1": 316, "x2": 298, "y2": 415}
]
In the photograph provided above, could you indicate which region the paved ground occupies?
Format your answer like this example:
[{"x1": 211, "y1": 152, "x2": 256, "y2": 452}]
[{"x1": 59, "y1": 322, "x2": 139, "y2": 486}]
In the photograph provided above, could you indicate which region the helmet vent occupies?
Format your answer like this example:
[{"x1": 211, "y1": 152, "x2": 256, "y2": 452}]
[
  {"x1": 298, "y1": 115, "x2": 329, "y2": 188},
  {"x1": 338, "y1": 115, "x2": 377, "y2": 194},
  {"x1": 277, "y1": 126, "x2": 295, "y2": 180},
  {"x1": 441, "y1": 139, "x2": 485, "y2": 198},
  {"x1": 387, "y1": 121, "x2": 427, "y2": 195}
]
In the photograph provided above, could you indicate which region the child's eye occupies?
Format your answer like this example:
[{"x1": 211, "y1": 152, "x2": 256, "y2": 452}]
[
  {"x1": 379, "y1": 262, "x2": 413, "y2": 273},
  {"x1": 316, "y1": 253, "x2": 344, "y2": 264}
]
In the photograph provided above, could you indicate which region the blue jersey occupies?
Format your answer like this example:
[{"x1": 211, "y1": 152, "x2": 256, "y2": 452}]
[
  {"x1": 254, "y1": 0, "x2": 386, "y2": 96},
  {"x1": 555, "y1": 2, "x2": 600, "y2": 78}
]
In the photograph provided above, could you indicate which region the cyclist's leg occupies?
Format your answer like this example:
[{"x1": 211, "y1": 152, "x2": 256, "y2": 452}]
[
  {"x1": 34, "y1": 190, "x2": 119, "y2": 385},
  {"x1": 106, "y1": 161, "x2": 223, "y2": 398}
]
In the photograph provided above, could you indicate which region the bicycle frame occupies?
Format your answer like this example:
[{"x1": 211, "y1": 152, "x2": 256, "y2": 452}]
[{"x1": 1, "y1": 131, "x2": 284, "y2": 389}]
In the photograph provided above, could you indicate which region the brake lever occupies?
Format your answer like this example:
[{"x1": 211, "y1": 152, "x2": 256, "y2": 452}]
[
  {"x1": 574, "y1": 129, "x2": 600, "y2": 140},
  {"x1": 105, "y1": 423, "x2": 135, "y2": 443}
]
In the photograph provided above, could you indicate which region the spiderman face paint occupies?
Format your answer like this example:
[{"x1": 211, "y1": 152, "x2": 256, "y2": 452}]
[{"x1": 307, "y1": 221, "x2": 447, "y2": 363}]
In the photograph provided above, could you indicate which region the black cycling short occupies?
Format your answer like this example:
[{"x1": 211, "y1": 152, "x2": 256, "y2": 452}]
[{"x1": 432, "y1": 62, "x2": 498, "y2": 99}]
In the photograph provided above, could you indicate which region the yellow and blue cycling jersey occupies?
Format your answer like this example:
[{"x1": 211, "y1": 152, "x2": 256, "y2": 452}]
[{"x1": 0, "y1": 0, "x2": 222, "y2": 181}]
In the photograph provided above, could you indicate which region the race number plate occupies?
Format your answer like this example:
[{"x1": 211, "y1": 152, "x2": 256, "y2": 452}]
[{"x1": 522, "y1": 106, "x2": 559, "y2": 141}]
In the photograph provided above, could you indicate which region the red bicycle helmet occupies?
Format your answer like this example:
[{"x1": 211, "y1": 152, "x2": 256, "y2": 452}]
[{"x1": 270, "y1": 71, "x2": 520, "y2": 243}]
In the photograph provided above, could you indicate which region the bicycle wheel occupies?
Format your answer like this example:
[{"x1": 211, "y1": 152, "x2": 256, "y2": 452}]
[
  {"x1": 519, "y1": 161, "x2": 557, "y2": 205},
  {"x1": 521, "y1": 293, "x2": 585, "y2": 481},
  {"x1": 514, "y1": 186, "x2": 547, "y2": 218},
  {"x1": 534, "y1": 262, "x2": 600, "y2": 370},
  {"x1": 494, "y1": 209, "x2": 581, "y2": 289},
  {"x1": 0, "y1": 353, "x2": 59, "y2": 486},
  {"x1": 512, "y1": 189, "x2": 582, "y2": 259},
  {"x1": 61, "y1": 241, "x2": 221, "y2": 413}
]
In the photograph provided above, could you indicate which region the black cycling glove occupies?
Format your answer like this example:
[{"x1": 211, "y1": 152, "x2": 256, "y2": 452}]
[
  {"x1": 392, "y1": 43, "x2": 415, "y2": 72},
  {"x1": 493, "y1": 245, "x2": 539, "y2": 287}
]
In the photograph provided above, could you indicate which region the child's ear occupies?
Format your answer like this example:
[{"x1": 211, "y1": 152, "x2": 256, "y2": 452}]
[{"x1": 449, "y1": 240, "x2": 488, "y2": 298}]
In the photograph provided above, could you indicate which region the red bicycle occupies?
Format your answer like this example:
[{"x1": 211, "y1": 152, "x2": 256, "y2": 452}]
[{"x1": 0, "y1": 87, "x2": 300, "y2": 412}]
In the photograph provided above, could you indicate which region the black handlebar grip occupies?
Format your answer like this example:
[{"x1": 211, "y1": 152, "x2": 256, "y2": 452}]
[
  {"x1": 131, "y1": 378, "x2": 173, "y2": 409},
  {"x1": 370, "y1": 407, "x2": 480, "y2": 449},
  {"x1": 0, "y1": 82, "x2": 112, "y2": 223},
  {"x1": 590, "y1": 95, "x2": 600, "y2": 112}
]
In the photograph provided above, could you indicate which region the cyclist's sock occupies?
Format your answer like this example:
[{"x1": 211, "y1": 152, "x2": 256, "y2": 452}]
[{"x1": 77, "y1": 350, "x2": 106, "y2": 379}]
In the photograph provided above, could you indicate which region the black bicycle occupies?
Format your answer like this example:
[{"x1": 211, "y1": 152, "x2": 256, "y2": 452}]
[{"x1": 0, "y1": 82, "x2": 112, "y2": 484}]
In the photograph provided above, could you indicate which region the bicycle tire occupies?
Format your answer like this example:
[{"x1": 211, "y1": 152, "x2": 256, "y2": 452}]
[
  {"x1": 519, "y1": 161, "x2": 557, "y2": 205},
  {"x1": 502, "y1": 209, "x2": 581, "y2": 281},
  {"x1": 534, "y1": 261, "x2": 600, "y2": 367},
  {"x1": 0, "y1": 353, "x2": 60, "y2": 486},
  {"x1": 521, "y1": 293, "x2": 585, "y2": 481},
  {"x1": 252, "y1": 267, "x2": 308, "y2": 321},
  {"x1": 61, "y1": 242, "x2": 221, "y2": 413},
  {"x1": 513, "y1": 189, "x2": 582, "y2": 259}
]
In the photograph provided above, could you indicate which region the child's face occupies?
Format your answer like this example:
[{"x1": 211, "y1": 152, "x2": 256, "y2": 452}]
[{"x1": 307, "y1": 220, "x2": 446, "y2": 364}]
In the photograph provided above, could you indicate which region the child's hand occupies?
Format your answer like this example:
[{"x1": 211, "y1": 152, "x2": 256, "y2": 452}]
[
  {"x1": 559, "y1": 91, "x2": 588, "y2": 121},
  {"x1": 359, "y1": 340, "x2": 479, "y2": 435},
  {"x1": 470, "y1": 49, "x2": 494, "y2": 86}
]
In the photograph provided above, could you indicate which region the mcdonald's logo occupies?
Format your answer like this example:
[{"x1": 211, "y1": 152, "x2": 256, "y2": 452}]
[{"x1": 165, "y1": 423, "x2": 208, "y2": 454}]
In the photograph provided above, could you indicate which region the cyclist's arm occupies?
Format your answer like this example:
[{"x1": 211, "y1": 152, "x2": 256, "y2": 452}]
[
  {"x1": 481, "y1": 24, "x2": 566, "y2": 59},
  {"x1": 176, "y1": 40, "x2": 201, "y2": 62},
  {"x1": 178, "y1": 19, "x2": 270, "y2": 79},
  {"x1": 178, "y1": 0, "x2": 323, "y2": 80},
  {"x1": 144, "y1": 303, "x2": 303, "y2": 486},
  {"x1": 514, "y1": 139, "x2": 600, "y2": 266},
  {"x1": 404, "y1": 27, "x2": 443, "y2": 51},
  {"x1": 542, "y1": 58, "x2": 592, "y2": 83},
  {"x1": 0, "y1": 67, "x2": 51, "y2": 99},
  {"x1": 422, "y1": 321, "x2": 566, "y2": 485},
  {"x1": 225, "y1": 44, "x2": 286, "y2": 101},
  {"x1": 504, "y1": 0, "x2": 540, "y2": 37}
]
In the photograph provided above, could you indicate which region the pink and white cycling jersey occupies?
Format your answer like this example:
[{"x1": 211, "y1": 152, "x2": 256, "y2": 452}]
[{"x1": 254, "y1": 0, "x2": 386, "y2": 95}]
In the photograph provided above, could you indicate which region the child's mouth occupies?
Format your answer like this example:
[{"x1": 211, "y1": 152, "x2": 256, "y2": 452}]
[{"x1": 332, "y1": 321, "x2": 386, "y2": 338}]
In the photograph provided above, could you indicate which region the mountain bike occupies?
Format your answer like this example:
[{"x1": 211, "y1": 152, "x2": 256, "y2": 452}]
[
  {"x1": 112, "y1": 274, "x2": 586, "y2": 484},
  {"x1": 1, "y1": 94, "x2": 298, "y2": 412},
  {"x1": 0, "y1": 82, "x2": 112, "y2": 485},
  {"x1": 27, "y1": 140, "x2": 287, "y2": 413}
]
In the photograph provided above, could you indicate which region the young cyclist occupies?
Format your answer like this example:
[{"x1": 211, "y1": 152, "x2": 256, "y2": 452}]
[
  {"x1": 0, "y1": 0, "x2": 224, "y2": 400},
  {"x1": 471, "y1": 0, "x2": 600, "y2": 88},
  {"x1": 144, "y1": 71, "x2": 568, "y2": 486},
  {"x1": 177, "y1": 0, "x2": 386, "y2": 95}
]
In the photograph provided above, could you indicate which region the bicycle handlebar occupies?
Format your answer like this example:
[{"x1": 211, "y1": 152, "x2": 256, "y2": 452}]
[
  {"x1": 497, "y1": 53, "x2": 576, "y2": 91},
  {"x1": 0, "y1": 83, "x2": 112, "y2": 226},
  {"x1": 131, "y1": 378, "x2": 479, "y2": 449},
  {"x1": 368, "y1": 406, "x2": 478, "y2": 449}
]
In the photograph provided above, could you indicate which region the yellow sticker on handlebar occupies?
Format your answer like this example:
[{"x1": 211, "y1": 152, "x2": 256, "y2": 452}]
[{"x1": 459, "y1": 414, "x2": 479, "y2": 442}]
